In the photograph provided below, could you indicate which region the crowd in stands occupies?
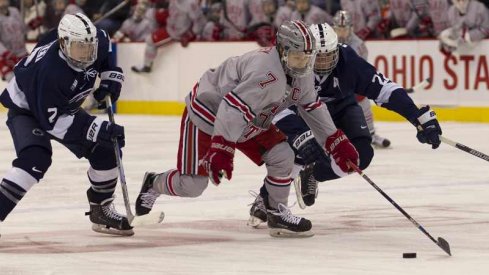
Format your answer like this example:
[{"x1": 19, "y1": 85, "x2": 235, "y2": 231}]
[{"x1": 5, "y1": 0, "x2": 489, "y2": 44}]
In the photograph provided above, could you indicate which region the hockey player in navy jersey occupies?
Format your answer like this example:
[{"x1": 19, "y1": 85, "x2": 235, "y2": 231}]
[
  {"x1": 248, "y1": 22, "x2": 442, "y2": 225},
  {"x1": 0, "y1": 13, "x2": 132, "y2": 236}
]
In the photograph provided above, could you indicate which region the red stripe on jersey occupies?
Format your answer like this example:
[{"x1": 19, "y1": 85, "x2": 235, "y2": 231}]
[
  {"x1": 223, "y1": 92, "x2": 256, "y2": 123},
  {"x1": 303, "y1": 101, "x2": 323, "y2": 112},
  {"x1": 292, "y1": 20, "x2": 312, "y2": 52},
  {"x1": 190, "y1": 83, "x2": 216, "y2": 125}
]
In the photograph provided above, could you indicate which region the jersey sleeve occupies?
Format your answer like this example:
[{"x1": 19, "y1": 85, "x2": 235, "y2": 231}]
[
  {"x1": 296, "y1": 76, "x2": 337, "y2": 146},
  {"x1": 343, "y1": 45, "x2": 420, "y2": 123},
  {"x1": 97, "y1": 29, "x2": 117, "y2": 72},
  {"x1": 212, "y1": 59, "x2": 284, "y2": 142},
  {"x1": 467, "y1": 7, "x2": 489, "y2": 42}
]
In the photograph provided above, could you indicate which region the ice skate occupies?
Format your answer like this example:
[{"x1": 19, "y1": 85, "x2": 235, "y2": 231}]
[
  {"x1": 135, "y1": 172, "x2": 160, "y2": 216},
  {"x1": 293, "y1": 164, "x2": 318, "y2": 209},
  {"x1": 372, "y1": 134, "x2": 391, "y2": 148},
  {"x1": 131, "y1": 64, "x2": 152, "y2": 73},
  {"x1": 268, "y1": 203, "x2": 314, "y2": 238},
  {"x1": 86, "y1": 197, "x2": 134, "y2": 236},
  {"x1": 247, "y1": 191, "x2": 267, "y2": 228}
]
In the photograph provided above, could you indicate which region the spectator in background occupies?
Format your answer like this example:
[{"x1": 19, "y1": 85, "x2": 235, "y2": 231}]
[
  {"x1": 340, "y1": 0, "x2": 381, "y2": 39},
  {"x1": 201, "y1": 2, "x2": 223, "y2": 41},
  {"x1": 221, "y1": 0, "x2": 250, "y2": 40},
  {"x1": 113, "y1": 1, "x2": 155, "y2": 42},
  {"x1": 0, "y1": 0, "x2": 28, "y2": 81},
  {"x1": 23, "y1": 0, "x2": 46, "y2": 40},
  {"x1": 64, "y1": 0, "x2": 86, "y2": 15},
  {"x1": 291, "y1": 0, "x2": 333, "y2": 25},
  {"x1": 93, "y1": 0, "x2": 131, "y2": 36},
  {"x1": 274, "y1": 0, "x2": 294, "y2": 28},
  {"x1": 43, "y1": 0, "x2": 66, "y2": 30},
  {"x1": 439, "y1": 0, "x2": 489, "y2": 55}
]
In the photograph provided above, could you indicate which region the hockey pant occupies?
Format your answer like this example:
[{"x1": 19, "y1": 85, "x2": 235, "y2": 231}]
[{"x1": 151, "y1": 109, "x2": 295, "y2": 209}]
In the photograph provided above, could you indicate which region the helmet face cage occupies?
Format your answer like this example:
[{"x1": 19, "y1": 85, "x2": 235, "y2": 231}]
[
  {"x1": 276, "y1": 20, "x2": 317, "y2": 77},
  {"x1": 58, "y1": 13, "x2": 98, "y2": 70},
  {"x1": 333, "y1": 10, "x2": 353, "y2": 43},
  {"x1": 309, "y1": 23, "x2": 339, "y2": 76}
]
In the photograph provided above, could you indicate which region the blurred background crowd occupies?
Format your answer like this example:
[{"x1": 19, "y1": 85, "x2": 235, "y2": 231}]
[{"x1": 2, "y1": 0, "x2": 489, "y2": 44}]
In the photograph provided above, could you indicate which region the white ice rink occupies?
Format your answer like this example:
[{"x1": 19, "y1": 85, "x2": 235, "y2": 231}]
[{"x1": 1, "y1": 114, "x2": 488, "y2": 275}]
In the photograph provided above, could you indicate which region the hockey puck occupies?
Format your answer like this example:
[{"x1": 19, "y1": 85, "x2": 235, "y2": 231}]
[{"x1": 403, "y1": 253, "x2": 417, "y2": 259}]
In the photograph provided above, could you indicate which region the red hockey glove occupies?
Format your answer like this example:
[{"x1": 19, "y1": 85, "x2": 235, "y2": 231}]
[
  {"x1": 180, "y1": 30, "x2": 196, "y2": 47},
  {"x1": 202, "y1": 136, "x2": 235, "y2": 185},
  {"x1": 356, "y1": 27, "x2": 372, "y2": 40},
  {"x1": 325, "y1": 129, "x2": 359, "y2": 173}
]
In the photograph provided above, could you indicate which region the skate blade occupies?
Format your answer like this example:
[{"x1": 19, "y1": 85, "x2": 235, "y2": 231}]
[
  {"x1": 91, "y1": 224, "x2": 135, "y2": 236},
  {"x1": 132, "y1": 211, "x2": 165, "y2": 226},
  {"x1": 247, "y1": 215, "x2": 266, "y2": 228},
  {"x1": 269, "y1": 228, "x2": 315, "y2": 238},
  {"x1": 293, "y1": 177, "x2": 307, "y2": 210}
]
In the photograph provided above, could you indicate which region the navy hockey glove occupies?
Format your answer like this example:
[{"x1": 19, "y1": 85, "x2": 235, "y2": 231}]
[
  {"x1": 86, "y1": 117, "x2": 125, "y2": 148},
  {"x1": 413, "y1": 106, "x2": 442, "y2": 149},
  {"x1": 292, "y1": 130, "x2": 327, "y2": 165},
  {"x1": 94, "y1": 67, "x2": 124, "y2": 109}
]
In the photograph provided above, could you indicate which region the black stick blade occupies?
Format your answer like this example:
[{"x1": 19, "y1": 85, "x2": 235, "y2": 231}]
[{"x1": 437, "y1": 237, "x2": 452, "y2": 256}]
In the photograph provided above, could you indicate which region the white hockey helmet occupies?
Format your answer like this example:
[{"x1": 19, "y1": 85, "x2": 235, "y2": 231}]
[
  {"x1": 453, "y1": 0, "x2": 470, "y2": 14},
  {"x1": 58, "y1": 13, "x2": 98, "y2": 70},
  {"x1": 309, "y1": 23, "x2": 339, "y2": 76},
  {"x1": 333, "y1": 10, "x2": 353, "y2": 44},
  {"x1": 276, "y1": 20, "x2": 317, "y2": 77}
]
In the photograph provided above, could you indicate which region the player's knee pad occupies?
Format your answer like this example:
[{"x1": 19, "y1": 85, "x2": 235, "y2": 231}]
[
  {"x1": 352, "y1": 137, "x2": 374, "y2": 170},
  {"x1": 12, "y1": 146, "x2": 52, "y2": 181},
  {"x1": 264, "y1": 142, "x2": 294, "y2": 177},
  {"x1": 88, "y1": 145, "x2": 117, "y2": 171}
]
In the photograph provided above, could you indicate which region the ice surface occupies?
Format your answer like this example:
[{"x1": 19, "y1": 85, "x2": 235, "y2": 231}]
[{"x1": 1, "y1": 114, "x2": 488, "y2": 274}]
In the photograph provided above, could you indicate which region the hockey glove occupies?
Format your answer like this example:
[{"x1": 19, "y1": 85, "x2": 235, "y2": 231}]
[
  {"x1": 325, "y1": 129, "x2": 359, "y2": 173},
  {"x1": 86, "y1": 117, "x2": 125, "y2": 148},
  {"x1": 201, "y1": 136, "x2": 235, "y2": 185},
  {"x1": 413, "y1": 106, "x2": 442, "y2": 149},
  {"x1": 93, "y1": 67, "x2": 124, "y2": 109},
  {"x1": 293, "y1": 130, "x2": 327, "y2": 165}
]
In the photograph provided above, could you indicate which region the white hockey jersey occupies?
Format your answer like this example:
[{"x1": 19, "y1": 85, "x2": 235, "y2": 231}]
[
  {"x1": 118, "y1": 16, "x2": 155, "y2": 42},
  {"x1": 343, "y1": 33, "x2": 368, "y2": 60},
  {"x1": 274, "y1": 5, "x2": 293, "y2": 29},
  {"x1": 0, "y1": 7, "x2": 27, "y2": 57},
  {"x1": 291, "y1": 5, "x2": 333, "y2": 25},
  {"x1": 248, "y1": 0, "x2": 269, "y2": 25},
  {"x1": 184, "y1": 47, "x2": 337, "y2": 145},
  {"x1": 221, "y1": 0, "x2": 250, "y2": 40},
  {"x1": 166, "y1": 0, "x2": 206, "y2": 39}
]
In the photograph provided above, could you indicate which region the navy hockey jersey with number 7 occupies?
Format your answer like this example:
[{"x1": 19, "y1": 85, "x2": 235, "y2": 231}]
[{"x1": 0, "y1": 29, "x2": 115, "y2": 142}]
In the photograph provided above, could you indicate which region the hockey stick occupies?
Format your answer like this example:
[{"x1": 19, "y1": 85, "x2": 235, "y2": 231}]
[
  {"x1": 105, "y1": 96, "x2": 165, "y2": 226},
  {"x1": 405, "y1": 78, "x2": 431, "y2": 94},
  {"x1": 348, "y1": 161, "x2": 452, "y2": 256},
  {"x1": 94, "y1": 0, "x2": 131, "y2": 24},
  {"x1": 440, "y1": 136, "x2": 489, "y2": 163}
]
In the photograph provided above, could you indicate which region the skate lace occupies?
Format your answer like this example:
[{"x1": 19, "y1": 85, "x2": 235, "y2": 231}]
[
  {"x1": 306, "y1": 173, "x2": 318, "y2": 196},
  {"x1": 102, "y1": 203, "x2": 125, "y2": 221},
  {"x1": 141, "y1": 188, "x2": 160, "y2": 209},
  {"x1": 247, "y1": 190, "x2": 266, "y2": 212},
  {"x1": 277, "y1": 203, "x2": 301, "y2": 225}
]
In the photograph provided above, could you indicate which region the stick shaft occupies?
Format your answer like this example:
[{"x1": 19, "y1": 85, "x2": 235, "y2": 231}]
[
  {"x1": 440, "y1": 136, "x2": 489, "y2": 162},
  {"x1": 105, "y1": 96, "x2": 134, "y2": 223}
]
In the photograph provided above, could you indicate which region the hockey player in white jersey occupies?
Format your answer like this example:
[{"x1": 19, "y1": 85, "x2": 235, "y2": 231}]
[
  {"x1": 135, "y1": 20, "x2": 359, "y2": 237},
  {"x1": 0, "y1": 0, "x2": 28, "y2": 82},
  {"x1": 291, "y1": 0, "x2": 333, "y2": 25},
  {"x1": 333, "y1": 10, "x2": 391, "y2": 148},
  {"x1": 340, "y1": 0, "x2": 381, "y2": 39},
  {"x1": 221, "y1": 0, "x2": 251, "y2": 40},
  {"x1": 131, "y1": 0, "x2": 206, "y2": 73},
  {"x1": 439, "y1": 0, "x2": 489, "y2": 55}
]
